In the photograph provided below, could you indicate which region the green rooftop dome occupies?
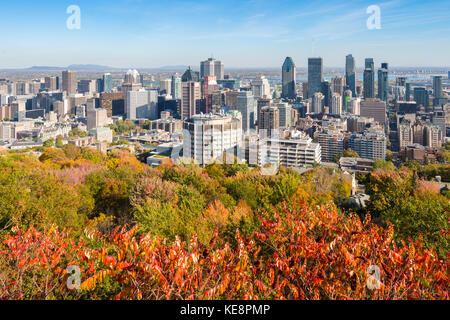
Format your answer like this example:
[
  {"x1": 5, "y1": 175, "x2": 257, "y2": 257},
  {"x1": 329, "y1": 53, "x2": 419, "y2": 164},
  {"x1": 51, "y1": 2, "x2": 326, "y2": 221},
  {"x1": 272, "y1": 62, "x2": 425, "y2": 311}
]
[{"x1": 273, "y1": 88, "x2": 281, "y2": 99}]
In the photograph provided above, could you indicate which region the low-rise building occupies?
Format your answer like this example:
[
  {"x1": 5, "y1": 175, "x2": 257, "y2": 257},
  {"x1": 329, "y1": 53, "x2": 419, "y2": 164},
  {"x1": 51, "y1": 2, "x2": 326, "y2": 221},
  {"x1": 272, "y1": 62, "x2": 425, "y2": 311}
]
[
  {"x1": 90, "y1": 127, "x2": 113, "y2": 143},
  {"x1": 68, "y1": 136, "x2": 95, "y2": 147},
  {"x1": 9, "y1": 140, "x2": 43, "y2": 150},
  {"x1": 339, "y1": 157, "x2": 375, "y2": 173},
  {"x1": 146, "y1": 142, "x2": 183, "y2": 167},
  {"x1": 148, "y1": 118, "x2": 183, "y2": 134}
]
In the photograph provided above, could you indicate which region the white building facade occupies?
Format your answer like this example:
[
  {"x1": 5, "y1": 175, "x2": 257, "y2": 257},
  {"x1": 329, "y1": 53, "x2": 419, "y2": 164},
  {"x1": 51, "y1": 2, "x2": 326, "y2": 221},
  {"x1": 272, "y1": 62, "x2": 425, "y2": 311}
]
[{"x1": 183, "y1": 111, "x2": 243, "y2": 166}]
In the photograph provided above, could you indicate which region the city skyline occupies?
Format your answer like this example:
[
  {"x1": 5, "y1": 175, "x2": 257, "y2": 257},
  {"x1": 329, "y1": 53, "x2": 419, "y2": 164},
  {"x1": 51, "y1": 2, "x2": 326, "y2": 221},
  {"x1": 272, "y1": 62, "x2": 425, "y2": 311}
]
[{"x1": 0, "y1": 0, "x2": 449, "y2": 69}]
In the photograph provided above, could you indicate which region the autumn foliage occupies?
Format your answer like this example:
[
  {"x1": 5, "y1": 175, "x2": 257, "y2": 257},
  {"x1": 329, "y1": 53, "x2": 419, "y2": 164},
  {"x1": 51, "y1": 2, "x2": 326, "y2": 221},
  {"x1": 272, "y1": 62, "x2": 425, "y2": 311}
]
[
  {"x1": 0, "y1": 200, "x2": 447, "y2": 300},
  {"x1": 0, "y1": 147, "x2": 448, "y2": 300}
]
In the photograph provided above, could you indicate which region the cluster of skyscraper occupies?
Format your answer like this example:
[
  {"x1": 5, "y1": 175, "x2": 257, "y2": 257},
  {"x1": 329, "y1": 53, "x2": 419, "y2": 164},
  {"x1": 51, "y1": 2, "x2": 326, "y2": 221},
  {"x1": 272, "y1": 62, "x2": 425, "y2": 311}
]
[{"x1": 0, "y1": 52, "x2": 448, "y2": 170}]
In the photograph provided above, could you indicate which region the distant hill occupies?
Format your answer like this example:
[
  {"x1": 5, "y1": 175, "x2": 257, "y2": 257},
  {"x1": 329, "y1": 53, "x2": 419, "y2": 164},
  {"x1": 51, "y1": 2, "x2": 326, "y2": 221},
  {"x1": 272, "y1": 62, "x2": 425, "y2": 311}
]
[
  {"x1": 67, "y1": 64, "x2": 118, "y2": 70},
  {"x1": 156, "y1": 65, "x2": 189, "y2": 71},
  {"x1": 22, "y1": 65, "x2": 189, "y2": 71},
  {"x1": 26, "y1": 66, "x2": 66, "y2": 71},
  {"x1": 24, "y1": 64, "x2": 117, "y2": 71}
]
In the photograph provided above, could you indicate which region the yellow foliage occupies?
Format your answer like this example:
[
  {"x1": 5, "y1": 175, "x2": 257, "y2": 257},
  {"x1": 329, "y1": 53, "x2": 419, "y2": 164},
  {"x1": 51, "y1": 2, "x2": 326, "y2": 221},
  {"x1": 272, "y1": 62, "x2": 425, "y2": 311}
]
[
  {"x1": 231, "y1": 200, "x2": 253, "y2": 223},
  {"x1": 203, "y1": 200, "x2": 230, "y2": 229}
]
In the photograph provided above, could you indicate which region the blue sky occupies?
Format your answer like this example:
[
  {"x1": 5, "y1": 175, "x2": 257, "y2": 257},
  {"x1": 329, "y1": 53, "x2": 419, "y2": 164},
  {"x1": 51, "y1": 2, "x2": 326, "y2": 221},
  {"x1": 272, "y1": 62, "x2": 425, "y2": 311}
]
[{"x1": 0, "y1": 0, "x2": 449, "y2": 68}]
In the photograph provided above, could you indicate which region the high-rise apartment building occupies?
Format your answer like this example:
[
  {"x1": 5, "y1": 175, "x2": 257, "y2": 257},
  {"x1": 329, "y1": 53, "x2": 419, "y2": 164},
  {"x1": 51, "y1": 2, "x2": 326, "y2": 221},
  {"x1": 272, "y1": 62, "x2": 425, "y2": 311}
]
[
  {"x1": 363, "y1": 58, "x2": 375, "y2": 99},
  {"x1": 424, "y1": 123, "x2": 443, "y2": 148},
  {"x1": 400, "y1": 120, "x2": 443, "y2": 149},
  {"x1": 393, "y1": 77, "x2": 408, "y2": 102},
  {"x1": 347, "y1": 115, "x2": 374, "y2": 132},
  {"x1": 377, "y1": 63, "x2": 389, "y2": 104},
  {"x1": 160, "y1": 79, "x2": 172, "y2": 95},
  {"x1": 405, "y1": 82, "x2": 411, "y2": 102},
  {"x1": 348, "y1": 98, "x2": 361, "y2": 115},
  {"x1": 413, "y1": 87, "x2": 430, "y2": 110},
  {"x1": 237, "y1": 91, "x2": 257, "y2": 133},
  {"x1": 302, "y1": 82, "x2": 308, "y2": 99},
  {"x1": 312, "y1": 92, "x2": 324, "y2": 114},
  {"x1": 100, "y1": 92, "x2": 125, "y2": 117},
  {"x1": 282, "y1": 57, "x2": 297, "y2": 99},
  {"x1": 124, "y1": 69, "x2": 140, "y2": 84},
  {"x1": 397, "y1": 101, "x2": 417, "y2": 114},
  {"x1": 126, "y1": 89, "x2": 158, "y2": 120},
  {"x1": 183, "y1": 111, "x2": 243, "y2": 166},
  {"x1": 15, "y1": 82, "x2": 29, "y2": 95},
  {"x1": 331, "y1": 77, "x2": 346, "y2": 97},
  {"x1": 349, "y1": 130, "x2": 387, "y2": 160},
  {"x1": 398, "y1": 121, "x2": 414, "y2": 149},
  {"x1": 433, "y1": 76, "x2": 443, "y2": 107},
  {"x1": 321, "y1": 81, "x2": 332, "y2": 109},
  {"x1": 224, "y1": 91, "x2": 239, "y2": 110},
  {"x1": 360, "y1": 98, "x2": 387, "y2": 126},
  {"x1": 53, "y1": 100, "x2": 68, "y2": 120},
  {"x1": 87, "y1": 106, "x2": 108, "y2": 131},
  {"x1": 258, "y1": 130, "x2": 322, "y2": 168},
  {"x1": 0, "y1": 105, "x2": 12, "y2": 121},
  {"x1": 315, "y1": 131, "x2": 345, "y2": 162},
  {"x1": 278, "y1": 102, "x2": 292, "y2": 128},
  {"x1": 396, "y1": 77, "x2": 407, "y2": 87},
  {"x1": 343, "y1": 90, "x2": 353, "y2": 113},
  {"x1": 412, "y1": 121, "x2": 425, "y2": 146},
  {"x1": 98, "y1": 73, "x2": 113, "y2": 93},
  {"x1": 331, "y1": 93, "x2": 342, "y2": 115},
  {"x1": 251, "y1": 76, "x2": 271, "y2": 99},
  {"x1": 202, "y1": 76, "x2": 219, "y2": 114},
  {"x1": 77, "y1": 80, "x2": 96, "y2": 94},
  {"x1": 200, "y1": 58, "x2": 224, "y2": 80},
  {"x1": 171, "y1": 74, "x2": 182, "y2": 100},
  {"x1": 308, "y1": 57, "x2": 323, "y2": 98},
  {"x1": 445, "y1": 104, "x2": 450, "y2": 126},
  {"x1": 103, "y1": 73, "x2": 113, "y2": 93},
  {"x1": 181, "y1": 81, "x2": 201, "y2": 120},
  {"x1": 44, "y1": 77, "x2": 58, "y2": 91},
  {"x1": 259, "y1": 106, "x2": 280, "y2": 134},
  {"x1": 432, "y1": 109, "x2": 446, "y2": 143},
  {"x1": 62, "y1": 70, "x2": 77, "y2": 95},
  {"x1": 345, "y1": 54, "x2": 356, "y2": 96}
]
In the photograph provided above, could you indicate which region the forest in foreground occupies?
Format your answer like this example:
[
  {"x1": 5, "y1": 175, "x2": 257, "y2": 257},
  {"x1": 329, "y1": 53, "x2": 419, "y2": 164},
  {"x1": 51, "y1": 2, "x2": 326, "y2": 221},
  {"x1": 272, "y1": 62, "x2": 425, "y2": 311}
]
[{"x1": 0, "y1": 145, "x2": 448, "y2": 300}]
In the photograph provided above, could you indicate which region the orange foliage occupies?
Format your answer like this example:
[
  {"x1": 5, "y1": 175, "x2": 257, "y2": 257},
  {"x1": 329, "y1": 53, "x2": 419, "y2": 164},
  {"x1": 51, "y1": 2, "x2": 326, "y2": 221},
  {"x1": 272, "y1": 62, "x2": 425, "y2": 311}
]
[
  {"x1": 203, "y1": 200, "x2": 230, "y2": 229},
  {"x1": 0, "y1": 200, "x2": 448, "y2": 300},
  {"x1": 415, "y1": 180, "x2": 442, "y2": 195}
]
